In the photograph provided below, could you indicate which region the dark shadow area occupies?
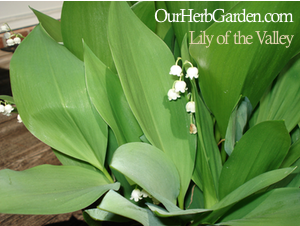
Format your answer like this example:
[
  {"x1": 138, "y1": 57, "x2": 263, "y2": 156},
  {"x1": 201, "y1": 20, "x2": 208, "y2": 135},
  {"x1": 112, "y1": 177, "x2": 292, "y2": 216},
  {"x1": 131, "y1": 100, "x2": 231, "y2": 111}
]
[
  {"x1": 44, "y1": 216, "x2": 88, "y2": 226},
  {"x1": 0, "y1": 68, "x2": 12, "y2": 96}
]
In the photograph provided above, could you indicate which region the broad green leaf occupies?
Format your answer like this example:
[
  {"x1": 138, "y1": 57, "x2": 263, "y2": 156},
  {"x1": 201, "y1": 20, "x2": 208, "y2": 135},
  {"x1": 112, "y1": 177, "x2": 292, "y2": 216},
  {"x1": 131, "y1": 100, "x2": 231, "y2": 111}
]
[
  {"x1": 0, "y1": 95, "x2": 14, "y2": 104},
  {"x1": 185, "y1": 183, "x2": 204, "y2": 210},
  {"x1": 253, "y1": 55, "x2": 300, "y2": 132},
  {"x1": 84, "y1": 208, "x2": 129, "y2": 223},
  {"x1": 82, "y1": 211, "x2": 103, "y2": 226},
  {"x1": 181, "y1": 33, "x2": 191, "y2": 68},
  {"x1": 218, "y1": 188, "x2": 300, "y2": 226},
  {"x1": 154, "y1": 1, "x2": 174, "y2": 51},
  {"x1": 83, "y1": 41, "x2": 142, "y2": 145},
  {"x1": 0, "y1": 165, "x2": 119, "y2": 214},
  {"x1": 52, "y1": 148, "x2": 99, "y2": 172},
  {"x1": 286, "y1": 158, "x2": 300, "y2": 187},
  {"x1": 105, "y1": 128, "x2": 133, "y2": 199},
  {"x1": 291, "y1": 124, "x2": 300, "y2": 144},
  {"x1": 30, "y1": 7, "x2": 62, "y2": 42},
  {"x1": 165, "y1": 1, "x2": 238, "y2": 48},
  {"x1": 61, "y1": 2, "x2": 115, "y2": 72},
  {"x1": 108, "y1": 1, "x2": 196, "y2": 207},
  {"x1": 84, "y1": 41, "x2": 141, "y2": 198},
  {"x1": 192, "y1": 167, "x2": 295, "y2": 225},
  {"x1": 281, "y1": 138, "x2": 300, "y2": 168},
  {"x1": 110, "y1": 142, "x2": 180, "y2": 212},
  {"x1": 192, "y1": 81, "x2": 222, "y2": 208},
  {"x1": 146, "y1": 202, "x2": 210, "y2": 226},
  {"x1": 219, "y1": 121, "x2": 290, "y2": 199},
  {"x1": 213, "y1": 167, "x2": 295, "y2": 211},
  {"x1": 189, "y1": 2, "x2": 300, "y2": 136},
  {"x1": 146, "y1": 203, "x2": 210, "y2": 218},
  {"x1": 131, "y1": 1, "x2": 156, "y2": 32},
  {"x1": 224, "y1": 97, "x2": 252, "y2": 156},
  {"x1": 98, "y1": 190, "x2": 174, "y2": 226},
  {"x1": 10, "y1": 25, "x2": 109, "y2": 175}
]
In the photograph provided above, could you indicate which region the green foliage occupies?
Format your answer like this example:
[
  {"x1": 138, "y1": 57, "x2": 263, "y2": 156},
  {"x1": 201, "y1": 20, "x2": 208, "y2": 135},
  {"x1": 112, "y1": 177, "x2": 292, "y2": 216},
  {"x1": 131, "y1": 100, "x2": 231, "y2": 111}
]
[{"x1": 1, "y1": 1, "x2": 300, "y2": 226}]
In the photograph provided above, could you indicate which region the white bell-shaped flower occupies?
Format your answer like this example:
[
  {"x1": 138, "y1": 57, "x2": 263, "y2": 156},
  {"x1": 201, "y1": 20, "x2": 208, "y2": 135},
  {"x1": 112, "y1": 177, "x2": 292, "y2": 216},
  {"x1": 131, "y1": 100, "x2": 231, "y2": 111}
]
[
  {"x1": 13, "y1": 37, "x2": 21, "y2": 44},
  {"x1": 186, "y1": 67, "x2": 199, "y2": 79},
  {"x1": 186, "y1": 101, "x2": 195, "y2": 113},
  {"x1": 17, "y1": 114, "x2": 22, "y2": 123},
  {"x1": 140, "y1": 189, "x2": 150, "y2": 198},
  {"x1": 0, "y1": 105, "x2": 4, "y2": 113},
  {"x1": 4, "y1": 104, "x2": 14, "y2": 116},
  {"x1": 6, "y1": 38, "x2": 14, "y2": 46},
  {"x1": 169, "y1": 65, "x2": 182, "y2": 77},
  {"x1": 4, "y1": 32, "x2": 10, "y2": 39},
  {"x1": 130, "y1": 189, "x2": 142, "y2": 202},
  {"x1": 1, "y1": 25, "x2": 8, "y2": 32},
  {"x1": 174, "y1": 80, "x2": 187, "y2": 93},
  {"x1": 167, "y1": 88, "x2": 180, "y2": 101}
]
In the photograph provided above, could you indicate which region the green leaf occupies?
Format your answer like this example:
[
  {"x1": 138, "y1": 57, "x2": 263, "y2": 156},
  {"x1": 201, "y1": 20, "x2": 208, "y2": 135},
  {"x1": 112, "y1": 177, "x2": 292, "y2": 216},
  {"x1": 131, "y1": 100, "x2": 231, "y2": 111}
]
[
  {"x1": 52, "y1": 148, "x2": 99, "y2": 172},
  {"x1": 61, "y1": 2, "x2": 115, "y2": 72},
  {"x1": 281, "y1": 138, "x2": 300, "y2": 168},
  {"x1": 105, "y1": 128, "x2": 133, "y2": 199},
  {"x1": 30, "y1": 7, "x2": 62, "y2": 42},
  {"x1": 218, "y1": 188, "x2": 300, "y2": 226},
  {"x1": 108, "y1": 1, "x2": 196, "y2": 207},
  {"x1": 192, "y1": 80, "x2": 222, "y2": 208},
  {"x1": 185, "y1": 183, "x2": 204, "y2": 210},
  {"x1": 131, "y1": 1, "x2": 156, "y2": 32},
  {"x1": 219, "y1": 121, "x2": 290, "y2": 199},
  {"x1": 110, "y1": 142, "x2": 180, "y2": 212},
  {"x1": 83, "y1": 41, "x2": 142, "y2": 145},
  {"x1": 165, "y1": 1, "x2": 238, "y2": 48},
  {"x1": 253, "y1": 55, "x2": 300, "y2": 132},
  {"x1": 224, "y1": 97, "x2": 252, "y2": 156},
  {"x1": 0, "y1": 95, "x2": 14, "y2": 104},
  {"x1": 189, "y1": 2, "x2": 300, "y2": 136},
  {"x1": 192, "y1": 167, "x2": 295, "y2": 225},
  {"x1": 10, "y1": 25, "x2": 109, "y2": 174},
  {"x1": 213, "y1": 167, "x2": 295, "y2": 211},
  {"x1": 98, "y1": 190, "x2": 174, "y2": 226},
  {"x1": 154, "y1": 1, "x2": 174, "y2": 51},
  {"x1": 146, "y1": 203, "x2": 210, "y2": 218},
  {"x1": 0, "y1": 165, "x2": 119, "y2": 214},
  {"x1": 84, "y1": 208, "x2": 129, "y2": 223},
  {"x1": 291, "y1": 125, "x2": 300, "y2": 144}
]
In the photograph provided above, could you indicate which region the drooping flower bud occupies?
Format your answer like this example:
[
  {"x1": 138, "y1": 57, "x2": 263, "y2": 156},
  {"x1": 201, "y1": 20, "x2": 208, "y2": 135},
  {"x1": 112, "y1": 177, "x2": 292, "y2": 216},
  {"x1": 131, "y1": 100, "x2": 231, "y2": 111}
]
[
  {"x1": 6, "y1": 38, "x2": 14, "y2": 46},
  {"x1": 130, "y1": 189, "x2": 143, "y2": 202},
  {"x1": 186, "y1": 67, "x2": 199, "y2": 79},
  {"x1": 186, "y1": 101, "x2": 195, "y2": 113},
  {"x1": 13, "y1": 37, "x2": 21, "y2": 44},
  {"x1": 174, "y1": 80, "x2": 187, "y2": 93},
  {"x1": 169, "y1": 65, "x2": 182, "y2": 77},
  {"x1": 1, "y1": 24, "x2": 8, "y2": 32},
  {"x1": 190, "y1": 123, "x2": 197, "y2": 134},
  {"x1": 168, "y1": 88, "x2": 180, "y2": 101}
]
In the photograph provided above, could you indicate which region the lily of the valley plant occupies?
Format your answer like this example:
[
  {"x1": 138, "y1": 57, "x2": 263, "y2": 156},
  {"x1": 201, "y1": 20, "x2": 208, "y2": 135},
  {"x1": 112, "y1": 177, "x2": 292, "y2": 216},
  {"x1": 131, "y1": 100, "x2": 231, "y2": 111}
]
[{"x1": 1, "y1": 2, "x2": 300, "y2": 226}]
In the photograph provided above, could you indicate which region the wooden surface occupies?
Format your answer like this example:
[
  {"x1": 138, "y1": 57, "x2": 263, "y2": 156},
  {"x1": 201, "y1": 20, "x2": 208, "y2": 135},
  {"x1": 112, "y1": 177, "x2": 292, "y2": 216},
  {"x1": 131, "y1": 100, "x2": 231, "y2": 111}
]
[{"x1": 0, "y1": 113, "x2": 88, "y2": 225}]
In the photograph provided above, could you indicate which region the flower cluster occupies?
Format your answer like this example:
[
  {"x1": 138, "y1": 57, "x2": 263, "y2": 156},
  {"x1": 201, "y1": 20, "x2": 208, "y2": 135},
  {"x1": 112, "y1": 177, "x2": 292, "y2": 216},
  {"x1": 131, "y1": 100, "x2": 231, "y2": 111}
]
[
  {"x1": 0, "y1": 100, "x2": 21, "y2": 123},
  {"x1": 0, "y1": 104, "x2": 14, "y2": 116},
  {"x1": 167, "y1": 58, "x2": 198, "y2": 134},
  {"x1": 1, "y1": 23, "x2": 23, "y2": 47},
  {"x1": 130, "y1": 188, "x2": 160, "y2": 205},
  {"x1": 167, "y1": 58, "x2": 199, "y2": 102}
]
